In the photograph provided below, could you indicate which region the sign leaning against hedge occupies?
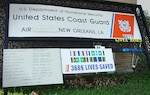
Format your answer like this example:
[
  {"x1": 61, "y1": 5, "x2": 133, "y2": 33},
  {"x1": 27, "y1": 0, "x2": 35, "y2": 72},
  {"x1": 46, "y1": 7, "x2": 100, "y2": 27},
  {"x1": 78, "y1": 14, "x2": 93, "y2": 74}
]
[
  {"x1": 61, "y1": 48, "x2": 115, "y2": 74},
  {"x1": 8, "y1": 3, "x2": 142, "y2": 40}
]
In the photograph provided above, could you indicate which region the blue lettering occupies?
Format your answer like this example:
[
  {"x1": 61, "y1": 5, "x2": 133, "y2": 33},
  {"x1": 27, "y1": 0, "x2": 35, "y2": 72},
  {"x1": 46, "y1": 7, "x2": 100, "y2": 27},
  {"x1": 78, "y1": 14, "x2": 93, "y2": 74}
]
[
  {"x1": 99, "y1": 64, "x2": 113, "y2": 69},
  {"x1": 85, "y1": 64, "x2": 98, "y2": 70},
  {"x1": 71, "y1": 65, "x2": 84, "y2": 71}
]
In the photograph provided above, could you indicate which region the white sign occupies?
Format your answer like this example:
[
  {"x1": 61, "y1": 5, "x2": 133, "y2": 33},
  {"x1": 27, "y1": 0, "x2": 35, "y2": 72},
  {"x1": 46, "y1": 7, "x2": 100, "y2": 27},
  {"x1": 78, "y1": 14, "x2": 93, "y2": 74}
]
[
  {"x1": 3, "y1": 49, "x2": 63, "y2": 87},
  {"x1": 61, "y1": 48, "x2": 115, "y2": 74},
  {"x1": 8, "y1": 3, "x2": 142, "y2": 40}
]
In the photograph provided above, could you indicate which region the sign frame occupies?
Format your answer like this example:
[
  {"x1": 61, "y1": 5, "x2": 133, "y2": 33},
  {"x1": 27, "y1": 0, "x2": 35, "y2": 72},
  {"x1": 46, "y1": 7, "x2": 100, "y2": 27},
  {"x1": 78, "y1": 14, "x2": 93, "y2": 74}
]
[{"x1": 3, "y1": 0, "x2": 150, "y2": 90}]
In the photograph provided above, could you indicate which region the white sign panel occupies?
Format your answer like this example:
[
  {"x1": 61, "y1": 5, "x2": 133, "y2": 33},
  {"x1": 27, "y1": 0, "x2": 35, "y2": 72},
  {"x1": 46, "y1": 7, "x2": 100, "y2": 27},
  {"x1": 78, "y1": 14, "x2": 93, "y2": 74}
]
[
  {"x1": 61, "y1": 48, "x2": 115, "y2": 74},
  {"x1": 8, "y1": 3, "x2": 142, "y2": 40},
  {"x1": 3, "y1": 49, "x2": 63, "y2": 87}
]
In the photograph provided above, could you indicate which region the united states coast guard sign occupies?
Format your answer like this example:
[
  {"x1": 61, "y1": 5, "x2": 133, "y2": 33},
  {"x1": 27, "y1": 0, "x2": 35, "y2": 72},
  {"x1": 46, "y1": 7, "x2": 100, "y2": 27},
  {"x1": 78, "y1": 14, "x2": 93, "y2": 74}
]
[{"x1": 8, "y1": 3, "x2": 142, "y2": 40}]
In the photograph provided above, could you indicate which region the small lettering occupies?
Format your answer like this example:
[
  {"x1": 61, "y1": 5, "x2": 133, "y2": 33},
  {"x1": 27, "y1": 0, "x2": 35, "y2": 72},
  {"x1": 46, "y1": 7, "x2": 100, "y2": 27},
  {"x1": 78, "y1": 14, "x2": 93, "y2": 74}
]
[{"x1": 115, "y1": 39, "x2": 142, "y2": 43}]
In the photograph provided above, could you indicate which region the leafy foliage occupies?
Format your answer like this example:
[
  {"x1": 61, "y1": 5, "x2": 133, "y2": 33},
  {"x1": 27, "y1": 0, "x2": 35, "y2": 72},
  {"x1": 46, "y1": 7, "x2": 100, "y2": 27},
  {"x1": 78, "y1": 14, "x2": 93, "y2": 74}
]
[
  {"x1": 65, "y1": 74, "x2": 127, "y2": 88},
  {"x1": 146, "y1": 16, "x2": 150, "y2": 30}
]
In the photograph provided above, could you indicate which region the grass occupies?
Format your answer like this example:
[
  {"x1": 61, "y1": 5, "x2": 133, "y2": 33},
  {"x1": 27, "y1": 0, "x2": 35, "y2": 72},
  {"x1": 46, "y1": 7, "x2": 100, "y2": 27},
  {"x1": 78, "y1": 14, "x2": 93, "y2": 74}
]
[
  {"x1": 0, "y1": 70, "x2": 150, "y2": 95},
  {"x1": 0, "y1": 90, "x2": 3, "y2": 95}
]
